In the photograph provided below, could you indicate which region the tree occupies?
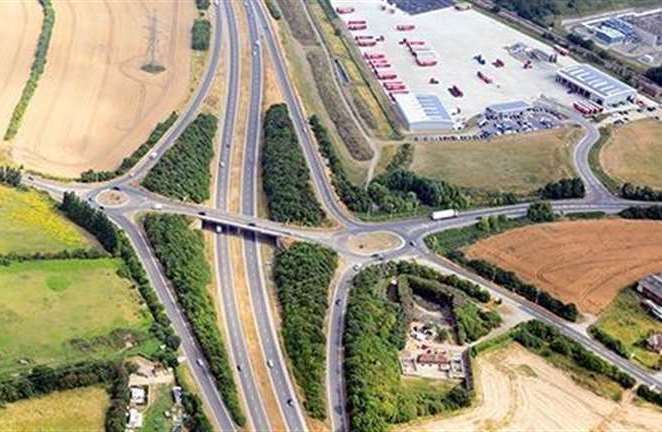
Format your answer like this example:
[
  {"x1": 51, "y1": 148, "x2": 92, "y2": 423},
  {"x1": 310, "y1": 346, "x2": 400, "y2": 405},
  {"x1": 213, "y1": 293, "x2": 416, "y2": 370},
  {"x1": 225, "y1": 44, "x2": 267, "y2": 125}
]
[
  {"x1": 527, "y1": 201, "x2": 555, "y2": 223},
  {"x1": 645, "y1": 66, "x2": 662, "y2": 86}
]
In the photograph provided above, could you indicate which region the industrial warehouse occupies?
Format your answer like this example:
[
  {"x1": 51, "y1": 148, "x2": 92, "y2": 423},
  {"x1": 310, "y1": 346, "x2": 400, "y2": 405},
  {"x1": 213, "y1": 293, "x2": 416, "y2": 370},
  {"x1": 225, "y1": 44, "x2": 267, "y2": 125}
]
[{"x1": 331, "y1": 0, "x2": 643, "y2": 132}]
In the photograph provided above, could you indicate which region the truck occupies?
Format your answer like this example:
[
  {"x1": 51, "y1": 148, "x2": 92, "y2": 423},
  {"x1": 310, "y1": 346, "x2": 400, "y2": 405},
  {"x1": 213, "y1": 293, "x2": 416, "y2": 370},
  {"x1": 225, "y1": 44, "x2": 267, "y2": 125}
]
[{"x1": 430, "y1": 209, "x2": 458, "y2": 220}]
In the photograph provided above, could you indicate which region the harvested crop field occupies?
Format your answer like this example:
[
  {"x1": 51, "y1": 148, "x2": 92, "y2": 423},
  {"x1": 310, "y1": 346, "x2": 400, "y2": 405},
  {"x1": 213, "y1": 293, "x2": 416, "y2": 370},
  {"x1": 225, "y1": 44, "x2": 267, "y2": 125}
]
[
  {"x1": 10, "y1": 0, "x2": 196, "y2": 177},
  {"x1": 409, "y1": 127, "x2": 579, "y2": 195},
  {"x1": 399, "y1": 344, "x2": 662, "y2": 432},
  {"x1": 601, "y1": 120, "x2": 662, "y2": 189},
  {"x1": 465, "y1": 219, "x2": 662, "y2": 315},
  {"x1": 0, "y1": 1, "x2": 41, "y2": 136}
]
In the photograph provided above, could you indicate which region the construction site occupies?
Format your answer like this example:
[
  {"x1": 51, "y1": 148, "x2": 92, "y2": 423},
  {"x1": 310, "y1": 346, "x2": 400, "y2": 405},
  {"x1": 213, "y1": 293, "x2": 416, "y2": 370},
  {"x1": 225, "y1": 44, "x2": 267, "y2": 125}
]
[{"x1": 330, "y1": 0, "x2": 644, "y2": 132}]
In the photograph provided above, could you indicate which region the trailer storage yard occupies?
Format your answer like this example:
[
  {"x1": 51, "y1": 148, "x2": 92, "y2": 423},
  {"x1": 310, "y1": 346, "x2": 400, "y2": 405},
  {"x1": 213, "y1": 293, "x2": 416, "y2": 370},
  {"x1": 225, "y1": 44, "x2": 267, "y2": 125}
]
[{"x1": 331, "y1": 0, "x2": 583, "y2": 130}]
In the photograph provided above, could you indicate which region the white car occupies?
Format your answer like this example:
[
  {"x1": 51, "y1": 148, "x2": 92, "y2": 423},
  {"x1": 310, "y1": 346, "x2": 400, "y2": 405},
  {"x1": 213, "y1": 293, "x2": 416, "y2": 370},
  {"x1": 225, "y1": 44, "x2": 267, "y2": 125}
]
[
  {"x1": 153, "y1": 203, "x2": 163, "y2": 210},
  {"x1": 267, "y1": 360, "x2": 274, "y2": 368}
]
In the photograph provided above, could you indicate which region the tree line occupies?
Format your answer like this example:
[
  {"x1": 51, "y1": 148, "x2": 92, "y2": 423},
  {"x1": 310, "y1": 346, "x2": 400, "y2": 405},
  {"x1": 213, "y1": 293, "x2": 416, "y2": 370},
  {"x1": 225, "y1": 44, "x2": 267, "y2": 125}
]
[
  {"x1": 143, "y1": 213, "x2": 245, "y2": 426},
  {"x1": 588, "y1": 326, "x2": 629, "y2": 359},
  {"x1": 644, "y1": 66, "x2": 662, "y2": 86},
  {"x1": 620, "y1": 205, "x2": 662, "y2": 220},
  {"x1": 273, "y1": 242, "x2": 338, "y2": 419},
  {"x1": 262, "y1": 104, "x2": 325, "y2": 225},
  {"x1": 4, "y1": 0, "x2": 55, "y2": 140},
  {"x1": 620, "y1": 183, "x2": 662, "y2": 202},
  {"x1": 192, "y1": 19, "x2": 211, "y2": 51},
  {"x1": 143, "y1": 113, "x2": 217, "y2": 203},
  {"x1": 513, "y1": 320, "x2": 635, "y2": 389},
  {"x1": 59, "y1": 192, "x2": 181, "y2": 365},
  {"x1": 0, "y1": 360, "x2": 130, "y2": 432},
  {"x1": 344, "y1": 264, "x2": 473, "y2": 431},
  {"x1": 538, "y1": 178, "x2": 585, "y2": 199},
  {"x1": 79, "y1": 112, "x2": 177, "y2": 182},
  {"x1": 0, "y1": 166, "x2": 22, "y2": 187},
  {"x1": 637, "y1": 384, "x2": 662, "y2": 407}
]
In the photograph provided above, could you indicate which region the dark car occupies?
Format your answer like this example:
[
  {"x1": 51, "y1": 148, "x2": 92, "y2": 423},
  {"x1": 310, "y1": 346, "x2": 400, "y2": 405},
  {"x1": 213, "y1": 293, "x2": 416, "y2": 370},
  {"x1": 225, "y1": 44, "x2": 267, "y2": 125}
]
[{"x1": 198, "y1": 211, "x2": 207, "y2": 216}]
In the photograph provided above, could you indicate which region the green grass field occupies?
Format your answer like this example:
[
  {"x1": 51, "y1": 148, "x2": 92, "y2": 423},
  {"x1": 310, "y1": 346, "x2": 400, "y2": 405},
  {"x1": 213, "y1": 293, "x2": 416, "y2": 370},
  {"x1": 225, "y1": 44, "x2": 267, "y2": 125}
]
[
  {"x1": 596, "y1": 288, "x2": 662, "y2": 370},
  {"x1": 0, "y1": 386, "x2": 108, "y2": 432},
  {"x1": 0, "y1": 258, "x2": 155, "y2": 374},
  {"x1": 408, "y1": 127, "x2": 579, "y2": 195},
  {"x1": 0, "y1": 185, "x2": 93, "y2": 254},
  {"x1": 601, "y1": 120, "x2": 662, "y2": 189},
  {"x1": 143, "y1": 384, "x2": 176, "y2": 432}
]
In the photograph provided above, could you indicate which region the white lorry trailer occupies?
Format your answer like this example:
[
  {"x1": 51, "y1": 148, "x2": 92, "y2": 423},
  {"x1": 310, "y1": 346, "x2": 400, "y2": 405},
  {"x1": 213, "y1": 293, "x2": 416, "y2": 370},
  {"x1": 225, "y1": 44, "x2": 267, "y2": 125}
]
[{"x1": 430, "y1": 209, "x2": 459, "y2": 220}]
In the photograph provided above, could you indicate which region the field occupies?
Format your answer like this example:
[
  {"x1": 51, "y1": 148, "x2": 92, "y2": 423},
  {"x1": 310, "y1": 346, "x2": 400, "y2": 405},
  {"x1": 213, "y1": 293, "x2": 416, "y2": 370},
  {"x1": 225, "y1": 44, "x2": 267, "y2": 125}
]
[
  {"x1": 408, "y1": 128, "x2": 579, "y2": 195},
  {"x1": 465, "y1": 219, "x2": 662, "y2": 315},
  {"x1": 601, "y1": 120, "x2": 662, "y2": 189},
  {"x1": 0, "y1": 185, "x2": 93, "y2": 254},
  {"x1": 0, "y1": 258, "x2": 153, "y2": 374},
  {"x1": 399, "y1": 344, "x2": 662, "y2": 432},
  {"x1": 0, "y1": 386, "x2": 108, "y2": 432},
  {"x1": 0, "y1": 1, "x2": 41, "y2": 137},
  {"x1": 596, "y1": 289, "x2": 662, "y2": 369},
  {"x1": 9, "y1": 0, "x2": 196, "y2": 177}
]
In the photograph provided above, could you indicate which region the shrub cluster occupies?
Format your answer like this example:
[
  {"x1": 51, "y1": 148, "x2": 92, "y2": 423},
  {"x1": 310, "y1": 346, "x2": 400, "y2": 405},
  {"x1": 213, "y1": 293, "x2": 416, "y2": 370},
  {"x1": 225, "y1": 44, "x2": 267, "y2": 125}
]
[
  {"x1": 636, "y1": 384, "x2": 662, "y2": 407},
  {"x1": 192, "y1": 19, "x2": 211, "y2": 51},
  {"x1": 262, "y1": 104, "x2": 325, "y2": 225},
  {"x1": 79, "y1": 112, "x2": 177, "y2": 182},
  {"x1": 0, "y1": 166, "x2": 22, "y2": 187},
  {"x1": 195, "y1": 0, "x2": 210, "y2": 10},
  {"x1": 143, "y1": 113, "x2": 217, "y2": 203},
  {"x1": 273, "y1": 242, "x2": 338, "y2": 419},
  {"x1": 265, "y1": 0, "x2": 282, "y2": 19},
  {"x1": 4, "y1": 0, "x2": 55, "y2": 140},
  {"x1": 645, "y1": 65, "x2": 662, "y2": 86},
  {"x1": 620, "y1": 205, "x2": 662, "y2": 220},
  {"x1": 385, "y1": 144, "x2": 414, "y2": 173},
  {"x1": 526, "y1": 200, "x2": 555, "y2": 222},
  {"x1": 538, "y1": 178, "x2": 585, "y2": 199},
  {"x1": 344, "y1": 265, "x2": 473, "y2": 431},
  {"x1": 143, "y1": 214, "x2": 245, "y2": 426},
  {"x1": 514, "y1": 320, "x2": 635, "y2": 389},
  {"x1": 620, "y1": 183, "x2": 662, "y2": 202},
  {"x1": 309, "y1": 115, "x2": 371, "y2": 212},
  {"x1": 589, "y1": 326, "x2": 629, "y2": 358},
  {"x1": 0, "y1": 248, "x2": 106, "y2": 266}
]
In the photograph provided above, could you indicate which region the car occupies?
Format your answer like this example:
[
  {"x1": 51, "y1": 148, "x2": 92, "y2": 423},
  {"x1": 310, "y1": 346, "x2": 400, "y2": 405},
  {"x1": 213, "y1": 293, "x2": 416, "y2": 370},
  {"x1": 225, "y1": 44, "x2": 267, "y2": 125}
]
[
  {"x1": 287, "y1": 398, "x2": 294, "y2": 407},
  {"x1": 99, "y1": 206, "x2": 105, "y2": 211},
  {"x1": 409, "y1": 240, "x2": 416, "y2": 247},
  {"x1": 153, "y1": 203, "x2": 163, "y2": 210},
  {"x1": 198, "y1": 211, "x2": 207, "y2": 216},
  {"x1": 237, "y1": 364, "x2": 242, "y2": 372},
  {"x1": 196, "y1": 358, "x2": 205, "y2": 368},
  {"x1": 220, "y1": 161, "x2": 225, "y2": 168},
  {"x1": 352, "y1": 264, "x2": 360, "y2": 271},
  {"x1": 248, "y1": 222, "x2": 256, "y2": 227},
  {"x1": 215, "y1": 225, "x2": 223, "y2": 234},
  {"x1": 267, "y1": 360, "x2": 274, "y2": 368},
  {"x1": 112, "y1": 186, "x2": 120, "y2": 191},
  {"x1": 27, "y1": 175, "x2": 33, "y2": 180},
  {"x1": 335, "y1": 298, "x2": 341, "y2": 306}
]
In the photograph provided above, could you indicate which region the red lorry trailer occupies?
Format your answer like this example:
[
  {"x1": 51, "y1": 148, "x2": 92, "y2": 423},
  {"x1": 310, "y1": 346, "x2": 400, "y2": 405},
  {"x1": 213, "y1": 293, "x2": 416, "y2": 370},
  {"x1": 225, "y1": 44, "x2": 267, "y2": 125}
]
[{"x1": 336, "y1": 7, "x2": 354, "y2": 14}]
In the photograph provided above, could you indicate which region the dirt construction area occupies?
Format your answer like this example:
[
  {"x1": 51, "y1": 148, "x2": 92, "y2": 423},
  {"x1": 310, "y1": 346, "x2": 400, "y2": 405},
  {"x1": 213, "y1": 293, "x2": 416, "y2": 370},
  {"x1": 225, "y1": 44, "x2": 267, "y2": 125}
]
[
  {"x1": 8, "y1": 0, "x2": 196, "y2": 177},
  {"x1": 466, "y1": 219, "x2": 662, "y2": 315},
  {"x1": 400, "y1": 344, "x2": 662, "y2": 432}
]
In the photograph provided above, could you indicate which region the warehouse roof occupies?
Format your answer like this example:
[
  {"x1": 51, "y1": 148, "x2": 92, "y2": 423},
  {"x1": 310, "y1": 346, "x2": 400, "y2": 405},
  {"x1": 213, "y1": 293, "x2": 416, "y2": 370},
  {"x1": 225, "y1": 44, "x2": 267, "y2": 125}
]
[
  {"x1": 486, "y1": 100, "x2": 529, "y2": 115},
  {"x1": 557, "y1": 64, "x2": 636, "y2": 100},
  {"x1": 394, "y1": 93, "x2": 452, "y2": 125}
]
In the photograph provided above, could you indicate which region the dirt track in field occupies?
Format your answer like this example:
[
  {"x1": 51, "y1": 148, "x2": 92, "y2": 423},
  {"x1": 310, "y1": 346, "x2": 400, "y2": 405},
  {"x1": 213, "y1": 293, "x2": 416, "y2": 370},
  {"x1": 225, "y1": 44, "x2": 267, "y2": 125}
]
[
  {"x1": 399, "y1": 345, "x2": 662, "y2": 432},
  {"x1": 466, "y1": 219, "x2": 662, "y2": 315},
  {"x1": 0, "y1": 1, "x2": 41, "y2": 137},
  {"x1": 10, "y1": 0, "x2": 195, "y2": 177}
]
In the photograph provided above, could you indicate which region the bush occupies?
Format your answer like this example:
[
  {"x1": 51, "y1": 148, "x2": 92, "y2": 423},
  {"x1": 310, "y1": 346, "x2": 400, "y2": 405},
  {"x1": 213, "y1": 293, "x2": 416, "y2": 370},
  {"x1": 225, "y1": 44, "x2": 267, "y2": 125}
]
[
  {"x1": 527, "y1": 201, "x2": 555, "y2": 223},
  {"x1": 192, "y1": 19, "x2": 211, "y2": 51},
  {"x1": 539, "y1": 178, "x2": 585, "y2": 199},
  {"x1": 636, "y1": 385, "x2": 662, "y2": 407},
  {"x1": 274, "y1": 242, "x2": 338, "y2": 419},
  {"x1": 265, "y1": 0, "x2": 282, "y2": 19},
  {"x1": 620, "y1": 183, "x2": 662, "y2": 202},
  {"x1": 195, "y1": 0, "x2": 210, "y2": 10},
  {"x1": 4, "y1": 0, "x2": 55, "y2": 140},
  {"x1": 79, "y1": 112, "x2": 177, "y2": 182},
  {"x1": 0, "y1": 166, "x2": 22, "y2": 187},
  {"x1": 589, "y1": 326, "x2": 629, "y2": 358},
  {"x1": 644, "y1": 66, "x2": 662, "y2": 86},
  {"x1": 262, "y1": 104, "x2": 325, "y2": 225},
  {"x1": 142, "y1": 113, "x2": 217, "y2": 203},
  {"x1": 143, "y1": 214, "x2": 245, "y2": 426},
  {"x1": 620, "y1": 205, "x2": 662, "y2": 220}
]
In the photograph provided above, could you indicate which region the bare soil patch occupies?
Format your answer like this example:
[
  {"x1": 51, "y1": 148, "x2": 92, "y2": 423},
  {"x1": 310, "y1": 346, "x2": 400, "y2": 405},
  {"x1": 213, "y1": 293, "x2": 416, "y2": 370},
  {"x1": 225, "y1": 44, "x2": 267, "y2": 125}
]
[
  {"x1": 399, "y1": 344, "x2": 662, "y2": 432},
  {"x1": 10, "y1": 0, "x2": 195, "y2": 177},
  {"x1": 0, "y1": 1, "x2": 41, "y2": 137},
  {"x1": 346, "y1": 231, "x2": 402, "y2": 255},
  {"x1": 601, "y1": 120, "x2": 662, "y2": 189},
  {"x1": 466, "y1": 219, "x2": 662, "y2": 315}
]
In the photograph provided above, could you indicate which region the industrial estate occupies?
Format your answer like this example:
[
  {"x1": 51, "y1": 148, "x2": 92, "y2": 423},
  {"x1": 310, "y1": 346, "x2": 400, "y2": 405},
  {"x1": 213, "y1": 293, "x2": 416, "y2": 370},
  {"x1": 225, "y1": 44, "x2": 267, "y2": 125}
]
[{"x1": 0, "y1": 0, "x2": 661, "y2": 431}]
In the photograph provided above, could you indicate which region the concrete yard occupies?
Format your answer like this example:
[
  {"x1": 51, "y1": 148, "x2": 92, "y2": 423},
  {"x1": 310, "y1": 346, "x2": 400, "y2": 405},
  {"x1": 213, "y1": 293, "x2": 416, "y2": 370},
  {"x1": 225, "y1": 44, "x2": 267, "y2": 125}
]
[{"x1": 331, "y1": 0, "x2": 580, "y2": 123}]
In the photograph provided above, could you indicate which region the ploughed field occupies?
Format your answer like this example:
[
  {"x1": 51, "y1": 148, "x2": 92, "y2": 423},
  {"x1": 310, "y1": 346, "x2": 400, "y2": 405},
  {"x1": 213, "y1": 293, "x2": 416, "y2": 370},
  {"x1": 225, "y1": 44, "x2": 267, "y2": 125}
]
[
  {"x1": 465, "y1": 219, "x2": 662, "y2": 315},
  {"x1": 8, "y1": 0, "x2": 195, "y2": 177},
  {"x1": 399, "y1": 344, "x2": 662, "y2": 432},
  {"x1": 601, "y1": 120, "x2": 662, "y2": 189}
]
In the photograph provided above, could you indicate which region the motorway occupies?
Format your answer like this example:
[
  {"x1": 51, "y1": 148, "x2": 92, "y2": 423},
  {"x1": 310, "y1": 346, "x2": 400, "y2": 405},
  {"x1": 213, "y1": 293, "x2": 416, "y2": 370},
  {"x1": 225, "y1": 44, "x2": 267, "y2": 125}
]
[{"x1": 19, "y1": 0, "x2": 662, "y2": 431}]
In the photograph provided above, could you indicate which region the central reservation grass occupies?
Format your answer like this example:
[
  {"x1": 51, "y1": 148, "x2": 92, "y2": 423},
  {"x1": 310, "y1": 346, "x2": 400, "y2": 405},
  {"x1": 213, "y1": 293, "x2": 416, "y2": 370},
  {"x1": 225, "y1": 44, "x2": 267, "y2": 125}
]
[
  {"x1": 596, "y1": 288, "x2": 662, "y2": 370},
  {"x1": 409, "y1": 127, "x2": 579, "y2": 195},
  {"x1": 0, "y1": 185, "x2": 93, "y2": 254},
  {"x1": 0, "y1": 258, "x2": 154, "y2": 374},
  {"x1": 600, "y1": 120, "x2": 662, "y2": 189},
  {"x1": 0, "y1": 386, "x2": 109, "y2": 432}
]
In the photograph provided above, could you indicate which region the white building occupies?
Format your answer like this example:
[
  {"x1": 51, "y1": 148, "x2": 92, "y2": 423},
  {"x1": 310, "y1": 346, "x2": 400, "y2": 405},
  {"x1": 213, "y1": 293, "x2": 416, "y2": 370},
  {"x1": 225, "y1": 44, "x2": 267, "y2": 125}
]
[
  {"x1": 556, "y1": 64, "x2": 636, "y2": 106},
  {"x1": 394, "y1": 93, "x2": 454, "y2": 131}
]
